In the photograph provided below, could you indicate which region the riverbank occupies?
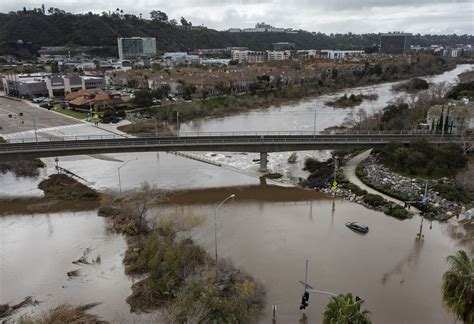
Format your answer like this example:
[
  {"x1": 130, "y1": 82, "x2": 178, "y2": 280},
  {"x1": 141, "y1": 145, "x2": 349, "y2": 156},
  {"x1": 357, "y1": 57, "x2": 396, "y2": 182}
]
[{"x1": 119, "y1": 57, "x2": 455, "y2": 134}]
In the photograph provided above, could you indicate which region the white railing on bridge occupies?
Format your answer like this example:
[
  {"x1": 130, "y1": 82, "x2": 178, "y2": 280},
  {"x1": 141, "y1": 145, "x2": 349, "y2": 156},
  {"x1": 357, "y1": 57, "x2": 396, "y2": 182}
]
[{"x1": 1, "y1": 129, "x2": 451, "y2": 144}]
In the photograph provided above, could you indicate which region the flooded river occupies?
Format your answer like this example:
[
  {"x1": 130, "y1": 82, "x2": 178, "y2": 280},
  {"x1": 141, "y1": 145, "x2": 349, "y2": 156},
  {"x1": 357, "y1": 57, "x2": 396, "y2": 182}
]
[
  {"x1": 1, "y1": 64, "x2": 472, "y2": 323},
  {"x1": 160, "y1": 185, "x2": 470, "y2": 323}
]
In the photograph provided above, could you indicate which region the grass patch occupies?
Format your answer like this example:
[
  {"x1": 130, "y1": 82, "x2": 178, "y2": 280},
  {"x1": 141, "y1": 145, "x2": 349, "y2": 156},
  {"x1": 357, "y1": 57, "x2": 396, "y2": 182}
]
[
  {"x1": 51, "y1": 105, "x2": 89, "y2": 120},
  {"x1": 263, "y1": 172, "x2": 283, "y2": 179},
  {"x1": 38, "y1": 174, "x2": 99, "y2": 200},
  {"x1": 17, "y1": 303, "x2": 106, "y2": 324}
]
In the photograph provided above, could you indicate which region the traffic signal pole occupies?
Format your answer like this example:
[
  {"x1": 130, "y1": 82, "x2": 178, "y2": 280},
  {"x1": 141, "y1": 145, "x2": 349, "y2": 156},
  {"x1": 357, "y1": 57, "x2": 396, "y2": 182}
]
[{"x1": 299, "y1": 260, "x2": 337, "y2": 312}]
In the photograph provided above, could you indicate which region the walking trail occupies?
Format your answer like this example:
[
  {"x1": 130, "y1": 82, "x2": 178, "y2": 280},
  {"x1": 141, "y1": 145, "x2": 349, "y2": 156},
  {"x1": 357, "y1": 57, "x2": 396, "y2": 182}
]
[{"x1": 343, "y1": 149, "x2": 420, "y2": 215}]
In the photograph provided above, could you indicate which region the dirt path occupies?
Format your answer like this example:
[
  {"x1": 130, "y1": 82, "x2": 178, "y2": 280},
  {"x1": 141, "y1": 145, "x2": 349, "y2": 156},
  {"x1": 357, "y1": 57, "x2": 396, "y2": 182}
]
[{"x1": 343, "y1": 149, "x2": 420, "y2": 215}]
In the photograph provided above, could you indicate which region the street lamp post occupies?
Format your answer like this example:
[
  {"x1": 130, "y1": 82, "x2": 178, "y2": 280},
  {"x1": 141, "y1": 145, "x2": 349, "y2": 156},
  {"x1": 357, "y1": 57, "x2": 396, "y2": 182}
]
[
  {"x1": 33, "y1": 115, "x2": 38, "y2": 143},
  {"x1": 118, "y1": 158, "x2": 138, "y2": 193},
  {"x1": 176, "y1": 110, "x2": 179, "y2": 137},
  {"x1": 214, "y1": 194, "x2": 236, "y2": 264},
  {"x1": 312, "y1": 109, "x2": 317, "y2": 136}
]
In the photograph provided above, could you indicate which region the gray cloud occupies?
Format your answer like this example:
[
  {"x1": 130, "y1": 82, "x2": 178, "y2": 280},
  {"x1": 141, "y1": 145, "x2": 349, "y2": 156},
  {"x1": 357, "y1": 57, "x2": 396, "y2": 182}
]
[{"x1": 1, "y1": 0, "x2": 473, "y2": 34}]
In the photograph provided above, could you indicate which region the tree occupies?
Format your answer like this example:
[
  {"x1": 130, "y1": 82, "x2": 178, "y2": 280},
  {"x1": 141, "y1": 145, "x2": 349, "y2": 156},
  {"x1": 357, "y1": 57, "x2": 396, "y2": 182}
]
[
  {"x1": 150, "y1": 10, "x2": 168, "y2": 22},
  {"x1": 323, "y1": 293, "x2": 372, "y2": 324},
  {"x1": 180, "y1": 17, "x2": 190, "y2": 27},
  {"x1": 132, "y1": 89, "x2": 153, "y2": 107},
  {"x1": 442, "y1": 250, "x2": 473, "y2": 323}
]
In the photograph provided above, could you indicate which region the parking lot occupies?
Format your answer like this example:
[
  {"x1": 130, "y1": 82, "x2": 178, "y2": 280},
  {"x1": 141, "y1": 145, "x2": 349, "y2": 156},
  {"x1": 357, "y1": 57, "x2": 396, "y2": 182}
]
[{"x1": 0, "y1": 97, "x2": 79, "y2": 135}]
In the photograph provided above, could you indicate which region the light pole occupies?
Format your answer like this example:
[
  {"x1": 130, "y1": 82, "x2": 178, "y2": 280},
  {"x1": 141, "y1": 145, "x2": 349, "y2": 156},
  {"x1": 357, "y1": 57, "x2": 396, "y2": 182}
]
[
  {"x1": 214, "y1": 194, "x2": 236, "y2": 264},
  {"x1": 118, "y1": 158, "x2": 138, "y2": 193},
  {"x1": 176, "y1": 110, "x2": 179, "y2": 137},
  {"x1": 33, "y1": 115, "x2": 38, "y2": 143},
  {"x1": 312, "y1": 109, "x2": 317, "y2": 136}
]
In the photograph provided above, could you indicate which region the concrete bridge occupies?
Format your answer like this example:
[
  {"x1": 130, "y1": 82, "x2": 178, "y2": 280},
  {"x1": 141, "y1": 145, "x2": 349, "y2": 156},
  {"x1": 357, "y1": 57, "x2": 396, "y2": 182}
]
[{"x1": 0, "y1": 131, "x2": 471, "y2": 171}]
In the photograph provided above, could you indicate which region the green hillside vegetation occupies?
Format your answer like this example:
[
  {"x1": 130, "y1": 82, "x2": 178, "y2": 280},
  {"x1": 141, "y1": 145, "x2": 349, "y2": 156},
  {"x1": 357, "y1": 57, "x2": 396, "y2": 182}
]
[
  {"x1": 379, "y1": 140, "x2": 468, "y2": 177},
  {"x1": 1, "y1": 7, "x2": 473, "y2": 57}
]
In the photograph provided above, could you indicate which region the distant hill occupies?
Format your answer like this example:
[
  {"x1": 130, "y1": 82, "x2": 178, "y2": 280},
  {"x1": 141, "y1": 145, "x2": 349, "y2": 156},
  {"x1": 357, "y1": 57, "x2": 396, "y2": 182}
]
[{"x1": 0, "y1": 8, "x2": 473, "y2": 57}]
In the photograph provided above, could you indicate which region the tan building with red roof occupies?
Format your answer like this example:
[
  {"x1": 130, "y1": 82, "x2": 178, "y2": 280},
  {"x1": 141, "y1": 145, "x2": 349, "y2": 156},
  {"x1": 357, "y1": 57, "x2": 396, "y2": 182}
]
[{"x1": 66, "y1": 88, "x2": 124, "y2": 111}]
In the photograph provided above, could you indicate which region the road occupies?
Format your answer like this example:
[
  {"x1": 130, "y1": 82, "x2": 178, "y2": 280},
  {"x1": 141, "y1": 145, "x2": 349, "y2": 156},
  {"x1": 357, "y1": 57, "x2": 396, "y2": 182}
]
[{"x1": 0, "y1": 97, "x2": 78, "y2": 134}]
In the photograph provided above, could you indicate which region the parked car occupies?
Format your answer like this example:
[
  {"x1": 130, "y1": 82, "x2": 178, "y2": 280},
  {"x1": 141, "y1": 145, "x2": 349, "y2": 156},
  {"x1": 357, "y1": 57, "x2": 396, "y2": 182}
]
[
  {"x1": 99, "y1": 116, "x2": 121, "y2": 124},
  {"x1": 345, "y1": 222, "x2": 369, "y2": 233},
  {"x1": 33, "y1": 97, "x2": 47, "y2": 103}
]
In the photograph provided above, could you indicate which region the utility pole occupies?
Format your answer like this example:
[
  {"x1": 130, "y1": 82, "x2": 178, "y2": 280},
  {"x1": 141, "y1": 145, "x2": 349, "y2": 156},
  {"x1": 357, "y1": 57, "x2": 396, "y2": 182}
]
[
  {"x1": 441, "y1": 105, "x2": 445, "y2": 137},
  {"x1": 33, "y1": 115, "x2": 38, "y2": 143},
  {"x1": 313, "y1": 110, "x2": 317, "y2": 136},
  {"x1": 417, "y1": 181, "x2": 429, "y2": 240},
  {"x1": 176, "y1": 110, "x2": 179, "y2": 137}
]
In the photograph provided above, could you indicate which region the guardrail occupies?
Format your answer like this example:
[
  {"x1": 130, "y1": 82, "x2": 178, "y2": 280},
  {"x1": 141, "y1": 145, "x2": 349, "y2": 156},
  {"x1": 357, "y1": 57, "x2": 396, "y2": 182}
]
[{"x1": 1, "y1": 129, "x2": 462, "y2": 144}]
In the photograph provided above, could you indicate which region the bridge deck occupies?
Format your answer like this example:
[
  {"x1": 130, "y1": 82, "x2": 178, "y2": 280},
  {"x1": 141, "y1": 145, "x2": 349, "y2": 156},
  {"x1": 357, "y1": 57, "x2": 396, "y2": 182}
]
[{"x1": 0, "y1": 132, "x2": 470, "y2": 162}]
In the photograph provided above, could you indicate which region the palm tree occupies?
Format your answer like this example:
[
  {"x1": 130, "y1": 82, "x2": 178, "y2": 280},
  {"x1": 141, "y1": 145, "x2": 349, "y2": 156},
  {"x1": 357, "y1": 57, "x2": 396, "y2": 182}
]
[
  {"x1": 442, "y1": 250, "x2": 473, "y2": 323},
  {"x1": 323, "y1": 293, "x2": 371, "y2": 324}
]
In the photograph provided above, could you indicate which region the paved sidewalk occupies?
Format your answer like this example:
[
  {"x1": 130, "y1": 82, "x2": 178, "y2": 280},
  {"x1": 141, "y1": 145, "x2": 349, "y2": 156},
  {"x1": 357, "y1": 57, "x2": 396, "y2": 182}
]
[{"x1": 343, "y1": 149, "x2": 419, "y2": 215}]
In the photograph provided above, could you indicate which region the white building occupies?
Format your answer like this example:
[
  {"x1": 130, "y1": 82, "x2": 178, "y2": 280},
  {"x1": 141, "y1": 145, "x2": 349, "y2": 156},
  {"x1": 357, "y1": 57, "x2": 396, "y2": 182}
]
[
  {"x1": 2, "y1": 73, "x2": 105, "y2": 98},
  {"x1": 322, "y1": 50, "x2": 365, "y2": 60},
  {"x1": 231, "y1": 50, "x2": 249, "y2": 63},
  {"x1": 296, "y1": 49, "x2": 318, "y2": 59},
  {"x1": 267, "y1": 50, "x2": 291, "y2": 61},
  {"x1": 117, "y1": 37, "x2": 157, "y2": 60},
  {"x1": 231, "y1": 50, "x2": 266, "y2": 63}
]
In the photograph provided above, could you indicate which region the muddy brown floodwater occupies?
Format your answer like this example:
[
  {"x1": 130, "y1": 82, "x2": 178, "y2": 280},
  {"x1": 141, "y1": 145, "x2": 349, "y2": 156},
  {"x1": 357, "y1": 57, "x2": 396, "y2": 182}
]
[
  {"x1": 158, "y1": 185, "x2": 472, "y2": 324},
  {"x1": 0, "y1": 211, "x2": 157, "y2": 323}
]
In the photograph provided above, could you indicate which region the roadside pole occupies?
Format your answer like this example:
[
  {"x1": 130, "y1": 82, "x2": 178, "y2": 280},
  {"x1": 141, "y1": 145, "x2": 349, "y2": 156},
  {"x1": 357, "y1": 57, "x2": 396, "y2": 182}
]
[{"x1": 313, "y1": 110, "x2": 317, "y2": 136}]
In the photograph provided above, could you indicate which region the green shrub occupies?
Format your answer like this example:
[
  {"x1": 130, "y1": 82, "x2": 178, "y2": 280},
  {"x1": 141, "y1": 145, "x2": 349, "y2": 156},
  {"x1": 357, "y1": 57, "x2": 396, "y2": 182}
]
[
  {"x1": 434, "y1": 184, "x2": 471, "y2": 203},
  {"x1": 345, "y1": 182, "x2": 368, "y2": 196},
  {"x1": 33, "y1": 159, "x2": 45, "y2": 168},
  {"x1": 363, "y1": 194, "x2": 386, "y2": 208},
  {"x1": 384, "y1": 204, "x2": 412, "y2": 219}
]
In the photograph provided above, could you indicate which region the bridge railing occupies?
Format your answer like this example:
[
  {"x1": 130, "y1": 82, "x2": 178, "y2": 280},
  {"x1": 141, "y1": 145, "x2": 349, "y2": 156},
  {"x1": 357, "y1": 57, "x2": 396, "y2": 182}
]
[
  {"x1": 0, "y1": 134, "x2": 467, "y2": 153},
  {"x1": 1, "y1": 129, "x2": 457, "y2": 144}
]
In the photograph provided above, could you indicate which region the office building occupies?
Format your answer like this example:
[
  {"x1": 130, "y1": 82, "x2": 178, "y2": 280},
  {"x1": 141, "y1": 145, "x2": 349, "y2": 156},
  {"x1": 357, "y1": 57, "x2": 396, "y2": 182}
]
[
  {"x1": 272, "y1": 42, "x2": 295, "y2": 51},
  {"x1": 380, "y1": 33, "x2": 412, "y2": 54},
  {"x1": 1, "y1": 73, "x2": 105, "y2": 98},
  {"x1": 117, "y1": 37, "x2": 157, "y2": 60}
]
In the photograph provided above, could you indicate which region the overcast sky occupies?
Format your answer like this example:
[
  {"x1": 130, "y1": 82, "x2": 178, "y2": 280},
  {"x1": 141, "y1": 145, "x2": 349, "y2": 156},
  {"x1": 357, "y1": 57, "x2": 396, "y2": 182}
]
[{"x1": 1, "y1": 0, "x2": 473, "y2": 34}]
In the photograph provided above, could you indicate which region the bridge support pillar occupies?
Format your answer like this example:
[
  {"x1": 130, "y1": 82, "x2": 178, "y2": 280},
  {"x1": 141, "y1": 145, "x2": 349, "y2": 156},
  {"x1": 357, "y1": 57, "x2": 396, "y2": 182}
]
[{"x1": 260, "y1": 152, "x2": 268, "y2": 172}]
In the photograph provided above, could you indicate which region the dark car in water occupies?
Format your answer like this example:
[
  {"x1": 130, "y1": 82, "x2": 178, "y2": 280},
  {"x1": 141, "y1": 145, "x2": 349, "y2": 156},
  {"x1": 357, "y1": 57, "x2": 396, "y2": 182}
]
[{"x1": 345, "y1": 222, "x2": 369, "y2": 233}]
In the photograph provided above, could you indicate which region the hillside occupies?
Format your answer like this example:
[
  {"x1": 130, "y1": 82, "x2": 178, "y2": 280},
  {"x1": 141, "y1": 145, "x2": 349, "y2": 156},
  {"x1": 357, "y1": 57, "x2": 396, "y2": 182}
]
[{"x1": 0, "y1": 8, "x2": 473, "y2": 57}]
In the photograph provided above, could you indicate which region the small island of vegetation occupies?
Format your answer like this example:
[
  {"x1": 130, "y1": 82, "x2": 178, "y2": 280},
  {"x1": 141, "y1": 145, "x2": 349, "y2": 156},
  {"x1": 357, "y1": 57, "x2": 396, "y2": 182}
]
[
  {"x1": 392, "y1": 77, "x2": 430, "y2": 93},
  {"x1": 325, "y1": 93, "x2": 378, "y2": 108}
]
